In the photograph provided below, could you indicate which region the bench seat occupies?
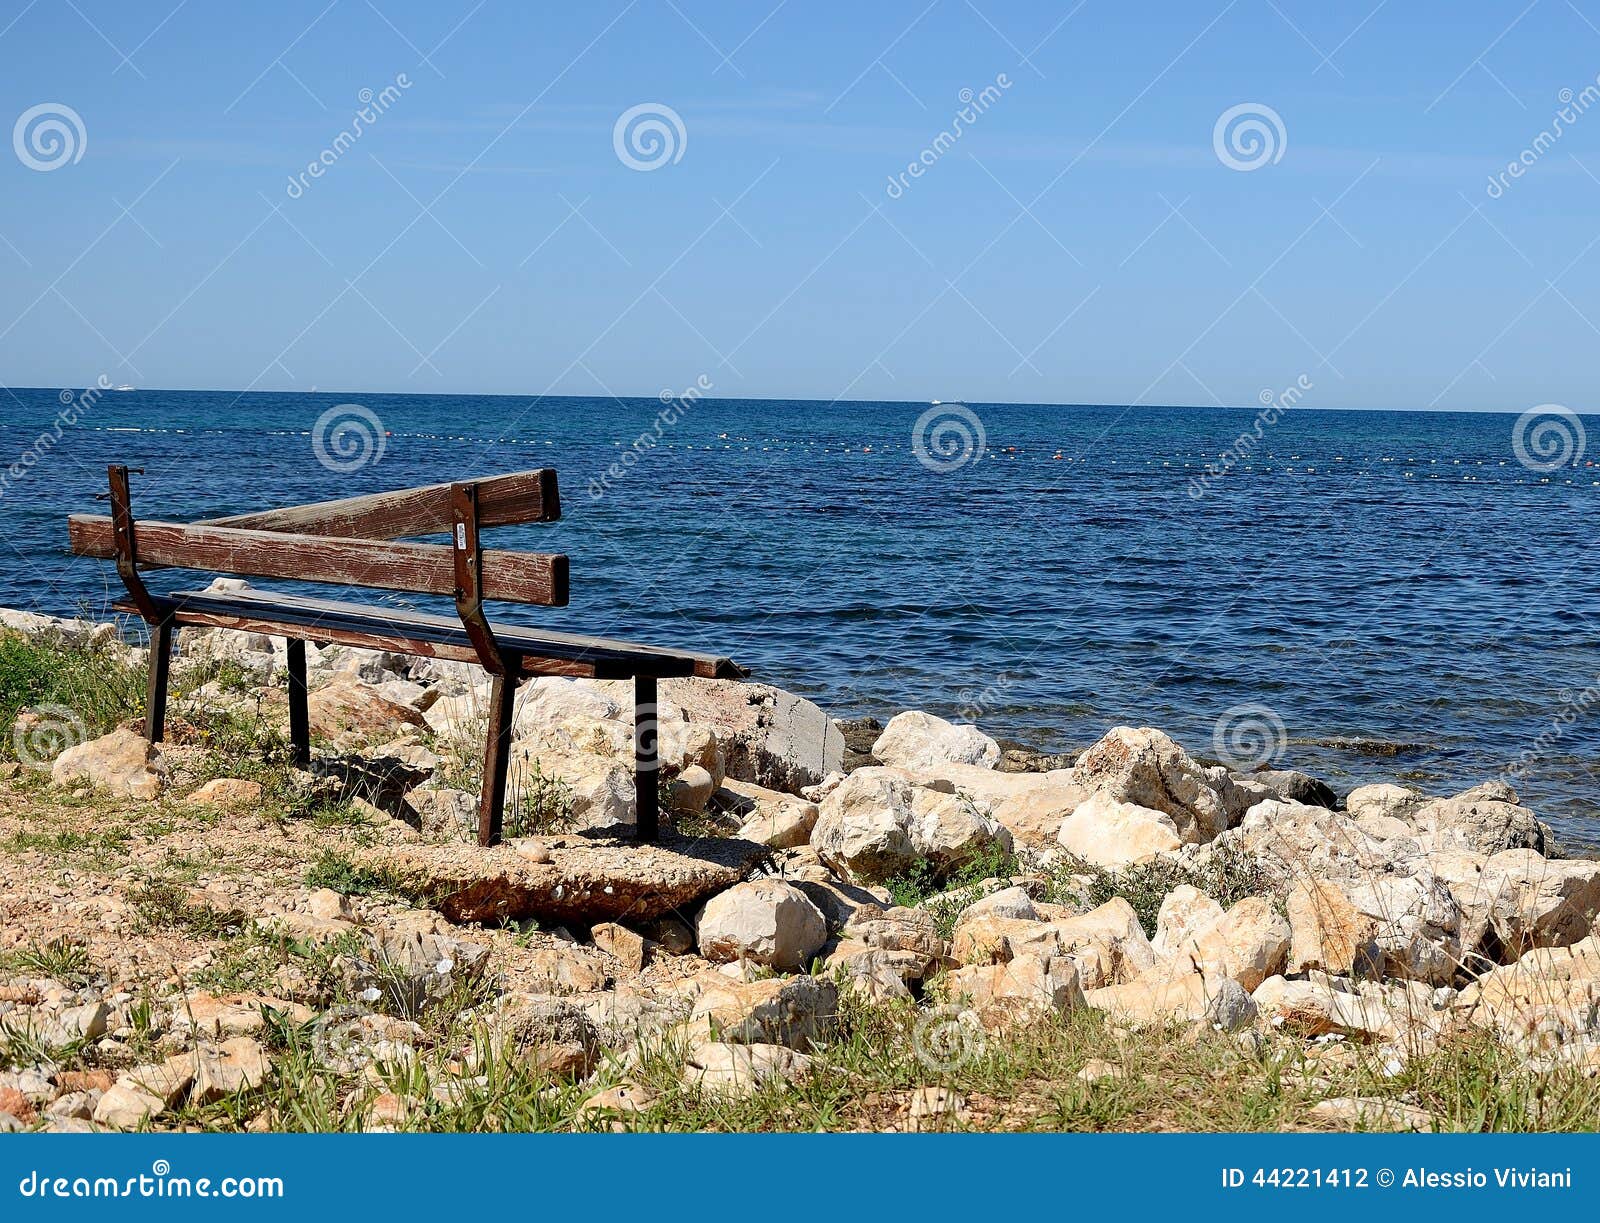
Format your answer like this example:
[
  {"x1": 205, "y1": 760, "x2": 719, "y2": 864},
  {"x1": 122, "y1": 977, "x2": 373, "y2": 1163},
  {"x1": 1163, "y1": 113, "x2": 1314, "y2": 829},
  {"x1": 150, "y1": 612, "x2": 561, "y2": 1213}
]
[{"x1": 116, "y1": 587, "x2": 746, "y2": 681}]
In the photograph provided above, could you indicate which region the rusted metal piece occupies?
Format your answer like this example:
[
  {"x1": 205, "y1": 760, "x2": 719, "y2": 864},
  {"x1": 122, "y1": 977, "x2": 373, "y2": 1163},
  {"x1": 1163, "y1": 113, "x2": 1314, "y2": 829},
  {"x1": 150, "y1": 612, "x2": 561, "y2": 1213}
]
[
  {"x1": 450, "y1": 482, "x2": 505, "y2": 675},
  {"x1": 286, "y1": 638, "x2": 310, "y2": 768},
  {"x1": 478, "y1": 661, "x2": 519, "y2": 847},
  {"x1": 635, "y1": 674, "x2": 659, "y2": 843},
  {"x1": 105, "y1": 465, "x2": 161, "y2": 622},
  {"x1": 145, "y1": 619, "x2": 173, "y2": 743}
]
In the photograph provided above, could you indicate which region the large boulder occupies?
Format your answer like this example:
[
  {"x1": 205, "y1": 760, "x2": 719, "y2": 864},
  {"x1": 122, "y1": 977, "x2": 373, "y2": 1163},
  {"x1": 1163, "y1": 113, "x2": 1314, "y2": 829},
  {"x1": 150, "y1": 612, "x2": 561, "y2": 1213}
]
[
  {"x1": 1085, "y1": 962, "x2": 1255, "y2": 1030},
  {"x1": 1411, "y1": 783, "x2": 1553, "y2": 856},
  {"x1": 1341, "y1": 872, "x2": 1464, "y2": 985},
  {"x1": 915, "y1": 762, "x2": 1089, "y2": 848},
  {"x1": 1286, "y1": 879, "x2": 1380, "y2": 976},
  {"x1": 511, "y1": 748, "x2": 635, "y2": 834},
  {"x1": 1057, "y1": 792, "x2": 1181, "y2": 868},
  {"x1": 942, "y1": 953, "x2": 1086, "y2": 1030},
  {"x1": 1462, "y1": 850, "x2": 1600, "y2": 957},
  {"x1": 307, "y1": 679, "x2": 426, "y2": 744},
  {"x1": 1235, "y1": 768, "x2": 1336, "y2": 810},
  {"x1": 50, "y1": 728, "x2": 164, "y2": 800},
  {"x1": 685, "y1": 972, "x2": 838, "y2": 1048},
  {"x1": 1216, "y1": 800, "x2": 1400, "y2": 885},
  {"x1": 1152, "y1": 885, "x2": 1225, "y2": 959},
  {"x1": 1176, "y1": 897, "x2": 1290, "y2": 992},
  {"x1": 1345, "y1": 782, "x2": 1426, "y2": 822},
  {"x1": 1456, "y1": 935, "x2": 1600, "y2": 1044},
  {"x1": 1071, "y1": 727, "x2": 1228, "y2": 843},
  {"x1": 951, "y1": 897, "x2": 1155, "y2": 989},
  {"x1": 356, "y1": 836, "x2": 767, "y2": 925},
  {"x1": 871, "y1": 711, "x2": 999, "y2": 772},
  {"x1": 659, "y1": 678, "x2": 843, "y2": 792},
  {"x1": 811, "y1": 768, "x2": 1011, "y2": 885},
  {"x1": 721, "y1": 777, "x2": 818, "y2": 849},
  {"x1": 695, "y1": 881, "x2": 829, "y2": 971}
]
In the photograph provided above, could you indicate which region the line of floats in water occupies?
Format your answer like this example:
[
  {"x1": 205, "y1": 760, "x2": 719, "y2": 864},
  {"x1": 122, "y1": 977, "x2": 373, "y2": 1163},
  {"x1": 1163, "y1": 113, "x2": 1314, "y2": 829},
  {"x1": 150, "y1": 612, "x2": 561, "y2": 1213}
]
[{"x1": 81, "y1": 427, "x2": 1599, "y2": 482}]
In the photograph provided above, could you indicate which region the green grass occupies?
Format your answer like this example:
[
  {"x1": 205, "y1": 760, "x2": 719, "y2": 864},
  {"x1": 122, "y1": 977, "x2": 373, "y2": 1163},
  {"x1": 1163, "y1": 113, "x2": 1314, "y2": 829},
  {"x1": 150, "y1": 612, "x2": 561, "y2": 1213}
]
[
  {"x1": 303, "y1": 850, "x2": 390, "y2": 896},
  {"x1": 504, "y1": 759, "x2": 575, "y2": 839},
  {"x1": 143, "y1": 984, "x2": 1600, "y2": 1133},
  {"x1": 0, "y1": 627, "x2": 145, "y2": 759},
  {"x1": 887, "y1": 835, "x2": 1021, "y2": 938},
  {"x1": 3, "y1": 825, "x2": 131, "y2": 869},
  {"x1": 128, "y1": 880, "x2": 245, "y2": 938},
  {"x1": 1, "y1": 936, "x2": 94, "y2": 986}
]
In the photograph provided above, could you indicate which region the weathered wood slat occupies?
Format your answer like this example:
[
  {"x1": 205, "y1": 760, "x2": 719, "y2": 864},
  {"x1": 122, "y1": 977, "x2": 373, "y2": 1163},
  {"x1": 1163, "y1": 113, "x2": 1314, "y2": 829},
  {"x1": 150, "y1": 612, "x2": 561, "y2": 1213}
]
[
  {"x1": 154, "y1": 587, "x2": 747, "y2": 679},
  {"x1": 70, "y1": 516, "x2": 569, "y2": 607},
  {"x1": 205, "y1": 468, "x2": 559, "y2": 538}
]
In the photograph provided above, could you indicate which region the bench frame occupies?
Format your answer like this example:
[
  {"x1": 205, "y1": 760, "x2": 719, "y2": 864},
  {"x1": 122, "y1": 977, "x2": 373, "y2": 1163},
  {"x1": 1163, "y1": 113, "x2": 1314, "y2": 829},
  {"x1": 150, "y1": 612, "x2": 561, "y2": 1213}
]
[{"x1": 72, "y1": 464, "x2": 746, "y2": 847}]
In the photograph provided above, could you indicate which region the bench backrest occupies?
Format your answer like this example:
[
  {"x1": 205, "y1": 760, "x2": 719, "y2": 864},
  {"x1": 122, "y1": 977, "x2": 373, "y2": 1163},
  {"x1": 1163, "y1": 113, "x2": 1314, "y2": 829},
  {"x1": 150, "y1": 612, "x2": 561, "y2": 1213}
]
[{"x1": 67, "y1": 468, "x2": 569, "y2": 607}]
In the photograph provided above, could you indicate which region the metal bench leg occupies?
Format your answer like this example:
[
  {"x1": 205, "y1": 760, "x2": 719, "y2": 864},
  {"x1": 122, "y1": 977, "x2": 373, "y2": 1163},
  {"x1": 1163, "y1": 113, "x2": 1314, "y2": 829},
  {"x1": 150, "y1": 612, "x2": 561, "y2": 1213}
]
[
  {"x1": 478, "y1": 668, "x2": 517, "y2": 847},
  {"x1": 635, "y1": 674, "x2": 658, "y2": 843},
  {"x1": 286, "y1": 638, "x2": 310, "y2": 768},
  {"x1": 144, "y1": 619, "x2": 173, "y2": 744}
]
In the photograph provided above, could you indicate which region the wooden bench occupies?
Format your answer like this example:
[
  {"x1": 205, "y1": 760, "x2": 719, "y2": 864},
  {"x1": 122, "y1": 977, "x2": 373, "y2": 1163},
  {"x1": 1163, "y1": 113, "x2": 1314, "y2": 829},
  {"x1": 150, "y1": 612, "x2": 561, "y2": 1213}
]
[{"x1": 68, "y1": 464, "x2": 746, "y2": 846}]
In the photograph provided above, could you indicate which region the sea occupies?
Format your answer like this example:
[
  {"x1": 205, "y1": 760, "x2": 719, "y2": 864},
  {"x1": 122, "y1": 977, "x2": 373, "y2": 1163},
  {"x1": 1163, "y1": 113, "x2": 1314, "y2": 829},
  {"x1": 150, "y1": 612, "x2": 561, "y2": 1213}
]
[{"x1": 2, "y1": 388, "x2": 1596, "y2": 844}]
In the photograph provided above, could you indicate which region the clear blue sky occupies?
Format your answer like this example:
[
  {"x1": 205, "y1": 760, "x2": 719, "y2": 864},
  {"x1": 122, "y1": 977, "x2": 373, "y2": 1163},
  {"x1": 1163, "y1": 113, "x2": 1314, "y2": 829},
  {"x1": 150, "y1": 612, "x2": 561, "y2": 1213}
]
[{"x1": 4, "y1": 0, "x2": 1600, "y2": 411}]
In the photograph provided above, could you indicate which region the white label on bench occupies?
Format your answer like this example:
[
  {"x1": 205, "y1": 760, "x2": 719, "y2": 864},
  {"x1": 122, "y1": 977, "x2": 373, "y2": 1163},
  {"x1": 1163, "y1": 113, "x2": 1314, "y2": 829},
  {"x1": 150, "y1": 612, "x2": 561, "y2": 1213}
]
[{"x1": 455, "y1": 523, "x2": 467, "y2": 549}]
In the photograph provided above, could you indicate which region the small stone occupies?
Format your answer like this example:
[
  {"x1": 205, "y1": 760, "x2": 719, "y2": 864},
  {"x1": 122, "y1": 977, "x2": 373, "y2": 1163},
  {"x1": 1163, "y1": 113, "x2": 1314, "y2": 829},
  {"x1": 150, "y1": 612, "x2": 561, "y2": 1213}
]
[
  {"x1": 191, "y1": 1037, "x2": 271, "y2": 1105},
  {"x1": 669, "y1": 765, "x2": 716, "y2": 814},
  {"x1": 591, "y1": 922, "x2": 647, "y2": 974},
  {"x1": 695, "y1": 880, "x2": 828, "y2": 971},
  {"x1": 306, "y1": 888, "x2": 353, "y2": 922},
  {"x1": 511, "y1": 838, "x2": 553, "y2": 864},
  {"x1": 1076, "y1": 1058, "x2": 1125, "y2": 1083},
  {"x1": 190, "y1": 778, "x2": 264, "y2": 807},
  {"x1": 576, "y1": 1081, "x2": 656, "y2": 1123},
  {"x1": 907, "y1": 1085, "x2": 970, "y2": 1130}
]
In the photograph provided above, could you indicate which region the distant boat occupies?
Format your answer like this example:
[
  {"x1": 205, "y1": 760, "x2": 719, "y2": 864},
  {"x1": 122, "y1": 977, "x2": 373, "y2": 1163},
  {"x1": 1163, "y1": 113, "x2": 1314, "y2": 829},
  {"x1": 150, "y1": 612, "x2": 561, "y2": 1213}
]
[{"x1": 113, "y1": 384, "x2": 135, "y2": 391}]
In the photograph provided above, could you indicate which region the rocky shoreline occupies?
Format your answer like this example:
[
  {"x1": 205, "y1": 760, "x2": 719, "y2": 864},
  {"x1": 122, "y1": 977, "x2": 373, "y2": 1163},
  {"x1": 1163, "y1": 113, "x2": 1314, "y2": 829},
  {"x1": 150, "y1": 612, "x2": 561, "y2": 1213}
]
[{"x1": 1, "y1": 600, "x2": 1598, "y2": 1132}]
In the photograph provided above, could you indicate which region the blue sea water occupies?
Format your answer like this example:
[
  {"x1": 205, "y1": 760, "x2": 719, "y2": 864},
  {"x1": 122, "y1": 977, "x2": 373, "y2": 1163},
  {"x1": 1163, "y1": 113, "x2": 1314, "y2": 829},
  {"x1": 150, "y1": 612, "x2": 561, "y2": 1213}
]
[{"x1": 2, "y1": 388, "x2": 1597, "y2": 842}]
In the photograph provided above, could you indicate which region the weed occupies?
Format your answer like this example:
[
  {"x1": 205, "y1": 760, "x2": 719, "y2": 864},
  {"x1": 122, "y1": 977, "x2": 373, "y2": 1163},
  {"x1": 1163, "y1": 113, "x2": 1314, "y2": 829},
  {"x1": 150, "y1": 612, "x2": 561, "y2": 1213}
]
[
  {"x1": 128, "y1": 881, "x2": 243, "y2": 938},
  {"x1": 7, "y1": 936, "x2": 94, "y2": 986},
  {"x1": 1047, "y1": 841, "x2": 1277, "y2": 937},
  {"x1": 505, "y1": 759, "x2": 574, "y2": 838}
]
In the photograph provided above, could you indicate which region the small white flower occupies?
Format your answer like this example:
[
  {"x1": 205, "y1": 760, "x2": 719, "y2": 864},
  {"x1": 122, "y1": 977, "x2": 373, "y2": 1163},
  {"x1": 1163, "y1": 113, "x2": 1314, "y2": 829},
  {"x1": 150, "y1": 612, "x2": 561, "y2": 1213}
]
[
  {"x1": 435, "y1": 957, "x2": 454, "y2": 975},
  {"x1": 360, "y1": 987, "x2": 381, "y2": 1003}
]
